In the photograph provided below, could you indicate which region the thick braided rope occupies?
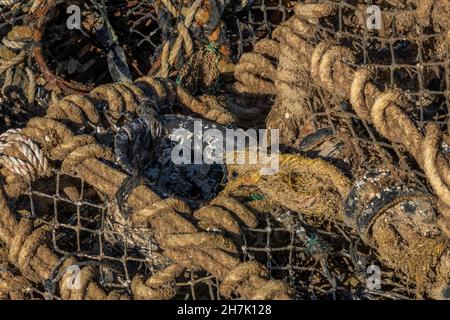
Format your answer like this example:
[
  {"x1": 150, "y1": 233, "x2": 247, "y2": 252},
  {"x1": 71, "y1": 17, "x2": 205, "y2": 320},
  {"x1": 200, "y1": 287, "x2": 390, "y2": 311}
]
[
  {"x1": 238, "y1": 3, "x2": 450, "y2": 295},
  {"x1": 0, "y1": 126, "x2": 141, "y2": 300},
  {"x1": 0, "y1": 264, "x2": 31, "y2": 300},
  {"x1": 0, "y1": 124, "x2": 126, "y2": 299},
  {"x1": 311, "y1": 45, "x2": 450, "y2": 219},
  {"x1": 25, "y1": 66, "x2": 36, "y2": 105},
  {"x1": 131, "y1": 264, "x2": 184, "y2": 300},
  {"x1": 233, "y1": 39, "x2": 279, "y2": 95},
  {"x1": 1, "y1": 25, "x2": 33, "y2": 50},
  {"x1": 0, "y1": 189, "x2": 129, "y2": 299},
  {"x1": 55, "y1": 139, "x2": 291, "y2": 299},
  {"x1": 46, "y1": 77, "x2": 236, "y2": 127},
  {"x1": 274, "y1": 4, "x2": 335, "y2": 118},
  {"x1": 160, "y1": 0, "x2": 180, "y2": 18},
  {"x1": 1, "y1": 108, "x2": 291, "y2": 299},
  {"x1": 0, "y1": 0, "x2": 19, "y2": 7},
  {"x1": 53, "y1": 133, "x2": 291, "y2": 299},
  {"x1": 2, "y1": 38, "x2": 26, "y2": 50}
]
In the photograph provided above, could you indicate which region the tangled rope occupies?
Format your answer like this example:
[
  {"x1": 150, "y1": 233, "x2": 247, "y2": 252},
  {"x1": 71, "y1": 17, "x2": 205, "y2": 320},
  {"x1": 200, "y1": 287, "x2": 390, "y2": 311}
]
[
  {"x1": 230, "y1": 1, "x2": 450, "y2": 297},
  {"x1": 156, "y1": 0, "x2": 203, "y2": 78},
  {"x1": 0, "y1": 92, "x2": 352, "y2": 299},
  {"x1": 0, "y1": 129, "x2": 51, "y2": 196},
  {"x1": 310, "y1": 44, "x2": 450, "y2": 232},
  {"x1": 0, "y1": 80, "x2": 316, "y2": 299},
  {"x1": 238, "y1": 1, "x2": 450, "y2": 236},
  {"x1": 1, "y1": 0, "x2": 448, "y2": 300}
]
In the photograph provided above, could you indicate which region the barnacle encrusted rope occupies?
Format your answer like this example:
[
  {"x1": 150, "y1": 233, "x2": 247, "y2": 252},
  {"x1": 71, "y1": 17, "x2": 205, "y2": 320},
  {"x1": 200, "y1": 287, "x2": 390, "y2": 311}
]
[
  {"x1": 312, "y1": 48, "x2": 450, "y2": 224},
  {"x1": 229, "y1": 1, "x2": 449, "y2": 297},
  {"x1": 342, "y1": 168, "x2": 449, "y2": 297},
  {"x1": 224, "y1": 151, "x2": 448, "y2": 298}
]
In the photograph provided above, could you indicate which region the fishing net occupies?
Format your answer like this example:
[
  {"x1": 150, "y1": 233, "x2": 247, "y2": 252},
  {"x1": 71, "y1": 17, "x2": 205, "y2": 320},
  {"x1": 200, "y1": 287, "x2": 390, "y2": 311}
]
[
  {"x1": 0, "y1": 0, "x2": 449, "y2": 300},
  {"x1": 234, "y1": 0, "x2": 450, "y2": 296}
]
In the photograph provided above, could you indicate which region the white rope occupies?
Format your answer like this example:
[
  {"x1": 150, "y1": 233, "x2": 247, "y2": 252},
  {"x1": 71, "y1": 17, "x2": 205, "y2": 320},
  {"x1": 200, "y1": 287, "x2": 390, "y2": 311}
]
[{"x1": 0, "y1": 129, "x2": 51, "y2": 181}]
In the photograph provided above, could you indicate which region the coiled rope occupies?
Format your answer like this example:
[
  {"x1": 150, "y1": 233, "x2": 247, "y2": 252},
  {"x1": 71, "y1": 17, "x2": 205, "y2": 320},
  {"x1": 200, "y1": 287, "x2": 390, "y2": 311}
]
[{"x1": 0, "y1": 129, "x2": 50, "y2": 194}]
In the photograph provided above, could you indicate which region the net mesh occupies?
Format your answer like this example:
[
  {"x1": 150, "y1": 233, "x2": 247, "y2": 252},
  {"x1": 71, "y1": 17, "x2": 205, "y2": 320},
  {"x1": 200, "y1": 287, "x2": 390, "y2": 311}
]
[
  {"x1": 297, "y1": 0, "x2": 449, "y2": 188},
  {"x1": 0, "y1": 0, "x2": 448, "y2": 300},
  {"x1": 7, "y1": 169, "x2": 415, "y2": 300},
  {"x1": 123, "y1": 0, "x2": 298, "y2": 67}
]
